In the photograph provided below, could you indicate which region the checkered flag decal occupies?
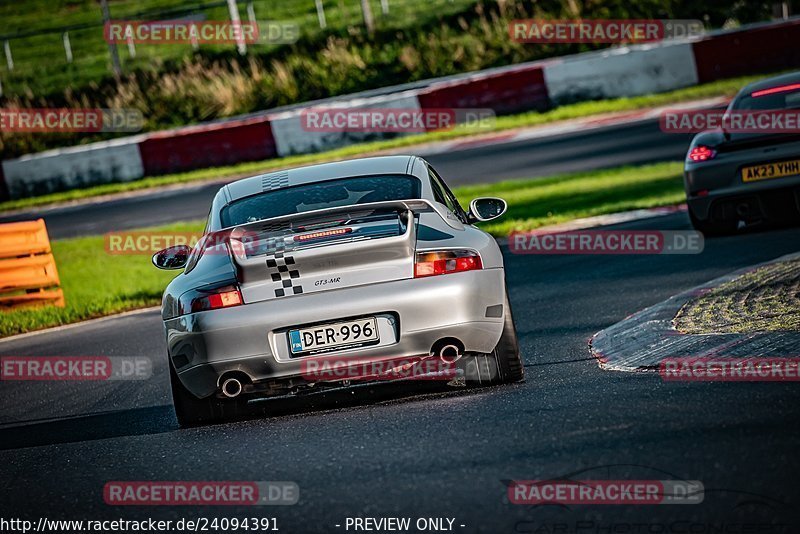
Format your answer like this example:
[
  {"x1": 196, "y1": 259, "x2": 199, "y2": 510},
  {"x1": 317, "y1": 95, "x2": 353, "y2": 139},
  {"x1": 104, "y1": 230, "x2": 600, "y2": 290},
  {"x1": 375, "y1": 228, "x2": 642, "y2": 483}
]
[
  {"x1": 265, "y1": 240, "x2": 302, "y2": 297},
  {"x1": 261, "y1": 171, "x2": 289, "y2": 191}
]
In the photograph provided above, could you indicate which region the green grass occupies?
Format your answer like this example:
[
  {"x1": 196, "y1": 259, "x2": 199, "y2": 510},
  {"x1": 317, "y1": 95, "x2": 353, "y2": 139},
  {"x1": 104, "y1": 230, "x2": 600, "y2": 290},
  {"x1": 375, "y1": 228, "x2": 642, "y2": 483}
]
[
  {"x1": 0, "y1": 220, "x2": 202, "y2": 338},
  {"x1": 0, "y1": 0, "x2": 478, "y2": 96},
  {"x1": 0, "y1": 160, "x2": 685, "y2": 338},
  {"x1": 0, "y1": 72, "x2": 754, "y2": 214},
  {"x1": 459, "y1": 161, "x2": 685, "y2": 235}
]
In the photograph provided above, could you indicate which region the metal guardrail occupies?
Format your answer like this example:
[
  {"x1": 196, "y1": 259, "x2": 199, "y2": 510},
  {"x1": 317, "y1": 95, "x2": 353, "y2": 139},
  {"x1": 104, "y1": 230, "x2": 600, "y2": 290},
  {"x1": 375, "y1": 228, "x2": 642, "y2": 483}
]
[{"x1": 0, "y1": 219, "x2": 65, "y2": 309}]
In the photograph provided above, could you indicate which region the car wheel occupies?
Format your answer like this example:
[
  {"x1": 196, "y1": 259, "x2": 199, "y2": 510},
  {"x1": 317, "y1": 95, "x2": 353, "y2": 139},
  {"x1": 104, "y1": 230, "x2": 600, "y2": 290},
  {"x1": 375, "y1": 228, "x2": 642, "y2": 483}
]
[
  {"x1": 169, "y1": 364, "x2": 247, "y2": 426},
  {"x1": 463, "y1": 292, "x2": 524, "y2": 385},
  {"x1": 688, "y1": 208, "x2": 734, "y2": 236}
]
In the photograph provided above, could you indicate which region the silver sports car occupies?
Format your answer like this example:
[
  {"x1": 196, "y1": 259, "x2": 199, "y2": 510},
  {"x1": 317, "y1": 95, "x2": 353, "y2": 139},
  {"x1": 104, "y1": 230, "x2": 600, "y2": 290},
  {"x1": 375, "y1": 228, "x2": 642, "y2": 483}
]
[
  {"x1": 685, "y1": 71, "x2": 800, "y2": 234},
  {"x1": 153, "y1": 155, "x2": 523, "y2": 425}
]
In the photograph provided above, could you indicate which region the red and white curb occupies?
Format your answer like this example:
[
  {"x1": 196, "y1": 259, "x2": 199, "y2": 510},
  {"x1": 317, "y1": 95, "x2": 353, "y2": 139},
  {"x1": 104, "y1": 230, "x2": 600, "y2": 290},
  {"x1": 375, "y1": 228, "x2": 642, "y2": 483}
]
[{"x1": 590, "y1": 251, "x2": 800, "y2": 372}]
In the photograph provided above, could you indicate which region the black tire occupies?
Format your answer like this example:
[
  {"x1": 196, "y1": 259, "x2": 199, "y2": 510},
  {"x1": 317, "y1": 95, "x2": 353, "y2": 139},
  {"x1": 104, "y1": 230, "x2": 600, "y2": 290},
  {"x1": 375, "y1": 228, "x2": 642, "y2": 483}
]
[
  {"x1": 169, "y1": 364, "x2": 247, "y2": 426},
  {"x1": 688, "y1": 208, "x2": 734, "y2": 237},
  {"x1": 463, "y1": 292, "x2": 524, "y2": 385}
]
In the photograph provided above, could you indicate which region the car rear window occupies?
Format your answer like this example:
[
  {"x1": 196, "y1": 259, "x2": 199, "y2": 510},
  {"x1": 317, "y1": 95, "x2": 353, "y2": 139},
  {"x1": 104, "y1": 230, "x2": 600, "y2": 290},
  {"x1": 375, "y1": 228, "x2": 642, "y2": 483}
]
[
  {"x1": 220, "y1": 174, "x2": 421, "y2": 228},
  {"x1": 736, "y1": 86, "x2": 800, "y2": 111}
]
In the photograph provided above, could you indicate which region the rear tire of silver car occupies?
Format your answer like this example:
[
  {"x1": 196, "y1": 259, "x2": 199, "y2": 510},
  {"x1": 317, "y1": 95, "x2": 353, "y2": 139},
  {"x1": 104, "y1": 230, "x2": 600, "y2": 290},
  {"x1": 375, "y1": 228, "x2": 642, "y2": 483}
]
[
  {"x1": 463, "y1": 292, "x2": 524, "y2": 385},
  {"x1": 170, "y1": 364, "x2": 247, "y2": 426}
]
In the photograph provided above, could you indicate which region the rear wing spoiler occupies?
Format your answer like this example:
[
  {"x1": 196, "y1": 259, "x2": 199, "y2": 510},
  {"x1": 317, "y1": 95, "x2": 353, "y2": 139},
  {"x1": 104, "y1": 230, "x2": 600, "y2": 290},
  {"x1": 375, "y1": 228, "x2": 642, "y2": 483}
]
[
  {"x1": 186, "y1": 199, "x2": 459, "y2": 269},
  {"x1": 225, "y1": 198, "x2": 461, "y2": 235},
  {"x1": 228, "y1": 200, "x2": 421, "y2": 289}
]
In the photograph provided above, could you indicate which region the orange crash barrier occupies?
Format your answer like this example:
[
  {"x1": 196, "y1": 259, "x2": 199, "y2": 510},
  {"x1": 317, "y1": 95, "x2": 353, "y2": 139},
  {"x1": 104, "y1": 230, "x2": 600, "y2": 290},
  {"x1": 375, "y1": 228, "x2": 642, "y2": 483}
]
[{"x1": 0, "y1": 219, "x2": 65, "y2": 309}]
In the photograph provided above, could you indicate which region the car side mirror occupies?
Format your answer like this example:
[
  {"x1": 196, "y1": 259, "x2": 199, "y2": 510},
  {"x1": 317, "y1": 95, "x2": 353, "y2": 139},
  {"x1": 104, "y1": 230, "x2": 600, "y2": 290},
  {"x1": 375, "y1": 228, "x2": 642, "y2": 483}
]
[
  {"x1": 152, "y1": 245, "x2": 191, "y2": 270},
  {"x1": 468, "y1": 197, "x2": 507, "y2": 223}
]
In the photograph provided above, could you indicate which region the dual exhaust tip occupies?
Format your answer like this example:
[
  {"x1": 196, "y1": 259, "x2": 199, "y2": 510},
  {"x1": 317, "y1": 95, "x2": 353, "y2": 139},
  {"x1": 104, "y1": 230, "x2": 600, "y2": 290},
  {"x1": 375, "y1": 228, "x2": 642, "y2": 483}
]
[
  {"x1": 219, "y1": 341, "x2": 464, "y2": 398},
  {"x1": 434, "y1": 343, "x2": 463, "y2": 364},
  {"x1": 221, "y1": 377, "x2": 244, "y2": 398}
]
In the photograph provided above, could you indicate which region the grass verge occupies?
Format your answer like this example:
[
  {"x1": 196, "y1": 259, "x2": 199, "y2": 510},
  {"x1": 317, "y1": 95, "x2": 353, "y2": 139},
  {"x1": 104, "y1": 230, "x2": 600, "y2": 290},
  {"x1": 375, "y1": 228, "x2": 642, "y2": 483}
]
[
  {"x1": 0, "y1": 71, "x2": 756, "y2": 214},
  {"x1": 464, "y1": 161, "x2": 685, "y2": 235},
  {"x1": 0, "y1": 161, "x2": 685, "y2": 338},
  {"x1": 0, "y1": 221, "x2": 202, "y2": 338}
]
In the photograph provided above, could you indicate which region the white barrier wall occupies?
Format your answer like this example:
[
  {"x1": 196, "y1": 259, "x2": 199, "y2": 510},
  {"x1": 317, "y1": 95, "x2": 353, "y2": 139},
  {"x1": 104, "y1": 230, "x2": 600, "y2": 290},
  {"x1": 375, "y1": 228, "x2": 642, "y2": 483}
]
[
  {"x1": 543, "y1": 41, "x2": 699, "y2": 104},
  {"x1": 269, "y1": 91, "x2": 422, "y2": 157},
  {"x1": 1, "y1": 137, "x2": 145, "y2": 199}
]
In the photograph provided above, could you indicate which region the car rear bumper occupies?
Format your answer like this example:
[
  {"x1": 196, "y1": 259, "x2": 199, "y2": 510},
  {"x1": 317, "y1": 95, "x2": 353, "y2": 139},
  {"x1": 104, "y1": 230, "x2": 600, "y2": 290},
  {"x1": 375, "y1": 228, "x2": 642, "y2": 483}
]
[
  {"x1": 165, "y1": 269, "x2": 507, "y2": 398},
  {"x1": 684, "y1": 140, "x2": 800, "y2": 224},
  {"x1": 686, "y1": 177, "x2": 800, "y2": 225}
]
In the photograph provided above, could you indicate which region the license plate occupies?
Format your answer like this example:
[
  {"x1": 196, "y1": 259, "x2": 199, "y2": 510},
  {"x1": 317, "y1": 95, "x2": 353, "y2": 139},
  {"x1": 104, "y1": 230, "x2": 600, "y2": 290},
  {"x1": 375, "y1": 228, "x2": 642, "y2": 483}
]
[
  {"x1": 289, "y1": 317, "x2": 379, "y2": 354},
  {"x1": 742, "y1": 159, "x2": 800, "y2": 182}
]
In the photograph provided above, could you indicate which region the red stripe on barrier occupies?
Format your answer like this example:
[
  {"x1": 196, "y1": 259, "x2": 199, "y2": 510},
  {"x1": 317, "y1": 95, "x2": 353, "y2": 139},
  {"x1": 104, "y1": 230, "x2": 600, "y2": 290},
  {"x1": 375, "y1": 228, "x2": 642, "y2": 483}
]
[
  {"x1": 692, "y1": 21, "x2": 800, "y2": 84},
  {"x1": 418, "y1": 64, "x2": 550, "y2": 117},
  {"x1": 139, "y1": 117, "x2": 277, "y2": 175}
]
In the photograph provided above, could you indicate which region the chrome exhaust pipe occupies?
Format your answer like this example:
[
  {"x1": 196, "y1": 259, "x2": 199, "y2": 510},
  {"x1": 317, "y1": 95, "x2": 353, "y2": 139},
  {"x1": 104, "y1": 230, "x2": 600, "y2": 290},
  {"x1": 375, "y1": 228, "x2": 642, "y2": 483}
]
[
  {"x1": 221, "y1": 377, "x2": 243, "y2": 398},
  {"x1": 736, "y1": 203, "x2": 750, "y2": 217},
  {"x1": 437, "y1": 344, "x2": 462, "y2": 364}
]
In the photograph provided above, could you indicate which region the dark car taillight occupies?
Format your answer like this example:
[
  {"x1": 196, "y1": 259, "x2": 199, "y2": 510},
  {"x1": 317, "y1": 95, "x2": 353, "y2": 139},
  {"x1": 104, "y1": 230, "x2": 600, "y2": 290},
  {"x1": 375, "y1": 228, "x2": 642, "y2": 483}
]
[
  {"x1": 687, "y1": 145, "x2": 717, "y2": 162},
  {"x1": 414, "y1": 250, "x2": 482, "y2": 278}
]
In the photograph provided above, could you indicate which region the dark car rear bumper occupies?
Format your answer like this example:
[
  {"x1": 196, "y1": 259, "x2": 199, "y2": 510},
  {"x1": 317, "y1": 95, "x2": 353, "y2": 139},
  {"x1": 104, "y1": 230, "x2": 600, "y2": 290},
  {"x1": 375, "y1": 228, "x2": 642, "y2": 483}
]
[{"x1": 686, "y1": 176, "x2": 800, "y2": 226}]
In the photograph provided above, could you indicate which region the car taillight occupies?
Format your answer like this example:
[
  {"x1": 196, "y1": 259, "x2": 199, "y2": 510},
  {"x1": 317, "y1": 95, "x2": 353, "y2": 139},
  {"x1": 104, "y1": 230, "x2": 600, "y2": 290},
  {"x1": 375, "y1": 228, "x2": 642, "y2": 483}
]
[
  {"x1": 414, "y1": 250, "x2": 482, "y2": 278},
  {"x1": 688, "y1": 145, "x2": 716, "y2": 162},
  {"x1": 190, "y1": 287, "x2": 243, "y2": 313}
]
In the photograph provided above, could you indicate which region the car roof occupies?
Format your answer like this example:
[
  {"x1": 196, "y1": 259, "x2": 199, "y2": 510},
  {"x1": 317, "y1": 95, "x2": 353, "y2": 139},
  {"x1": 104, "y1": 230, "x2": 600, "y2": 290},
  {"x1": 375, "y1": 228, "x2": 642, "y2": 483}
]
[
  {"x1": 223, "y1": 155, "x2": 418, "y2": 203},
  {"x1": 738, "y1": 71, "x2": 800, "y2": 97}
]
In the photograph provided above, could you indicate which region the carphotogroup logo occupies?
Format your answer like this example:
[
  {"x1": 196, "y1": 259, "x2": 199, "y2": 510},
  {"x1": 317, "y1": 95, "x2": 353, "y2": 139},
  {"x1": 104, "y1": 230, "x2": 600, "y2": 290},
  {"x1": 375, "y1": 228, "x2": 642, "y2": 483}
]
[
  {"x1": 103, "y1": 481, "x2": 298, "y2": 506},
  {"x1": 509, "y1": 19, "x2": 704, "y2": 44},
  {"x1": 0, "y1": 356, "x2": 151, "y2": 381},
  {"x1": 300, "y1": 108, "x2": 495, "y2": 133},
  {"x1": 661, "y1": 109, "x2": 800, "y2": 134},
  {"x1": 508, "y1": 479, "x2": 704, "y2": 505},
  {"x1": 0, "y1": 108, "x2": 143, "y2": 133},
  {"x1": 510, "y1": 230, "x2": 704, "y2": 255},
  {"x1": 660, "y1": 357, "x2": 800, "y2": 381}
]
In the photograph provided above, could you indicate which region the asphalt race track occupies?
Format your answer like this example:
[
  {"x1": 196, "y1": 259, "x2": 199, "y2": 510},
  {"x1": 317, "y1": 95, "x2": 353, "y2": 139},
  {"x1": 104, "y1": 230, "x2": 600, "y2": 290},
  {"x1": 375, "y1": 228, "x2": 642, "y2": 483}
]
[
  {"x1": 2, "y1": 211, "x2": 800, "y2": 531},
  {"x1": 0, "y1": 118, "x2": 693, "y2": 239}
]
